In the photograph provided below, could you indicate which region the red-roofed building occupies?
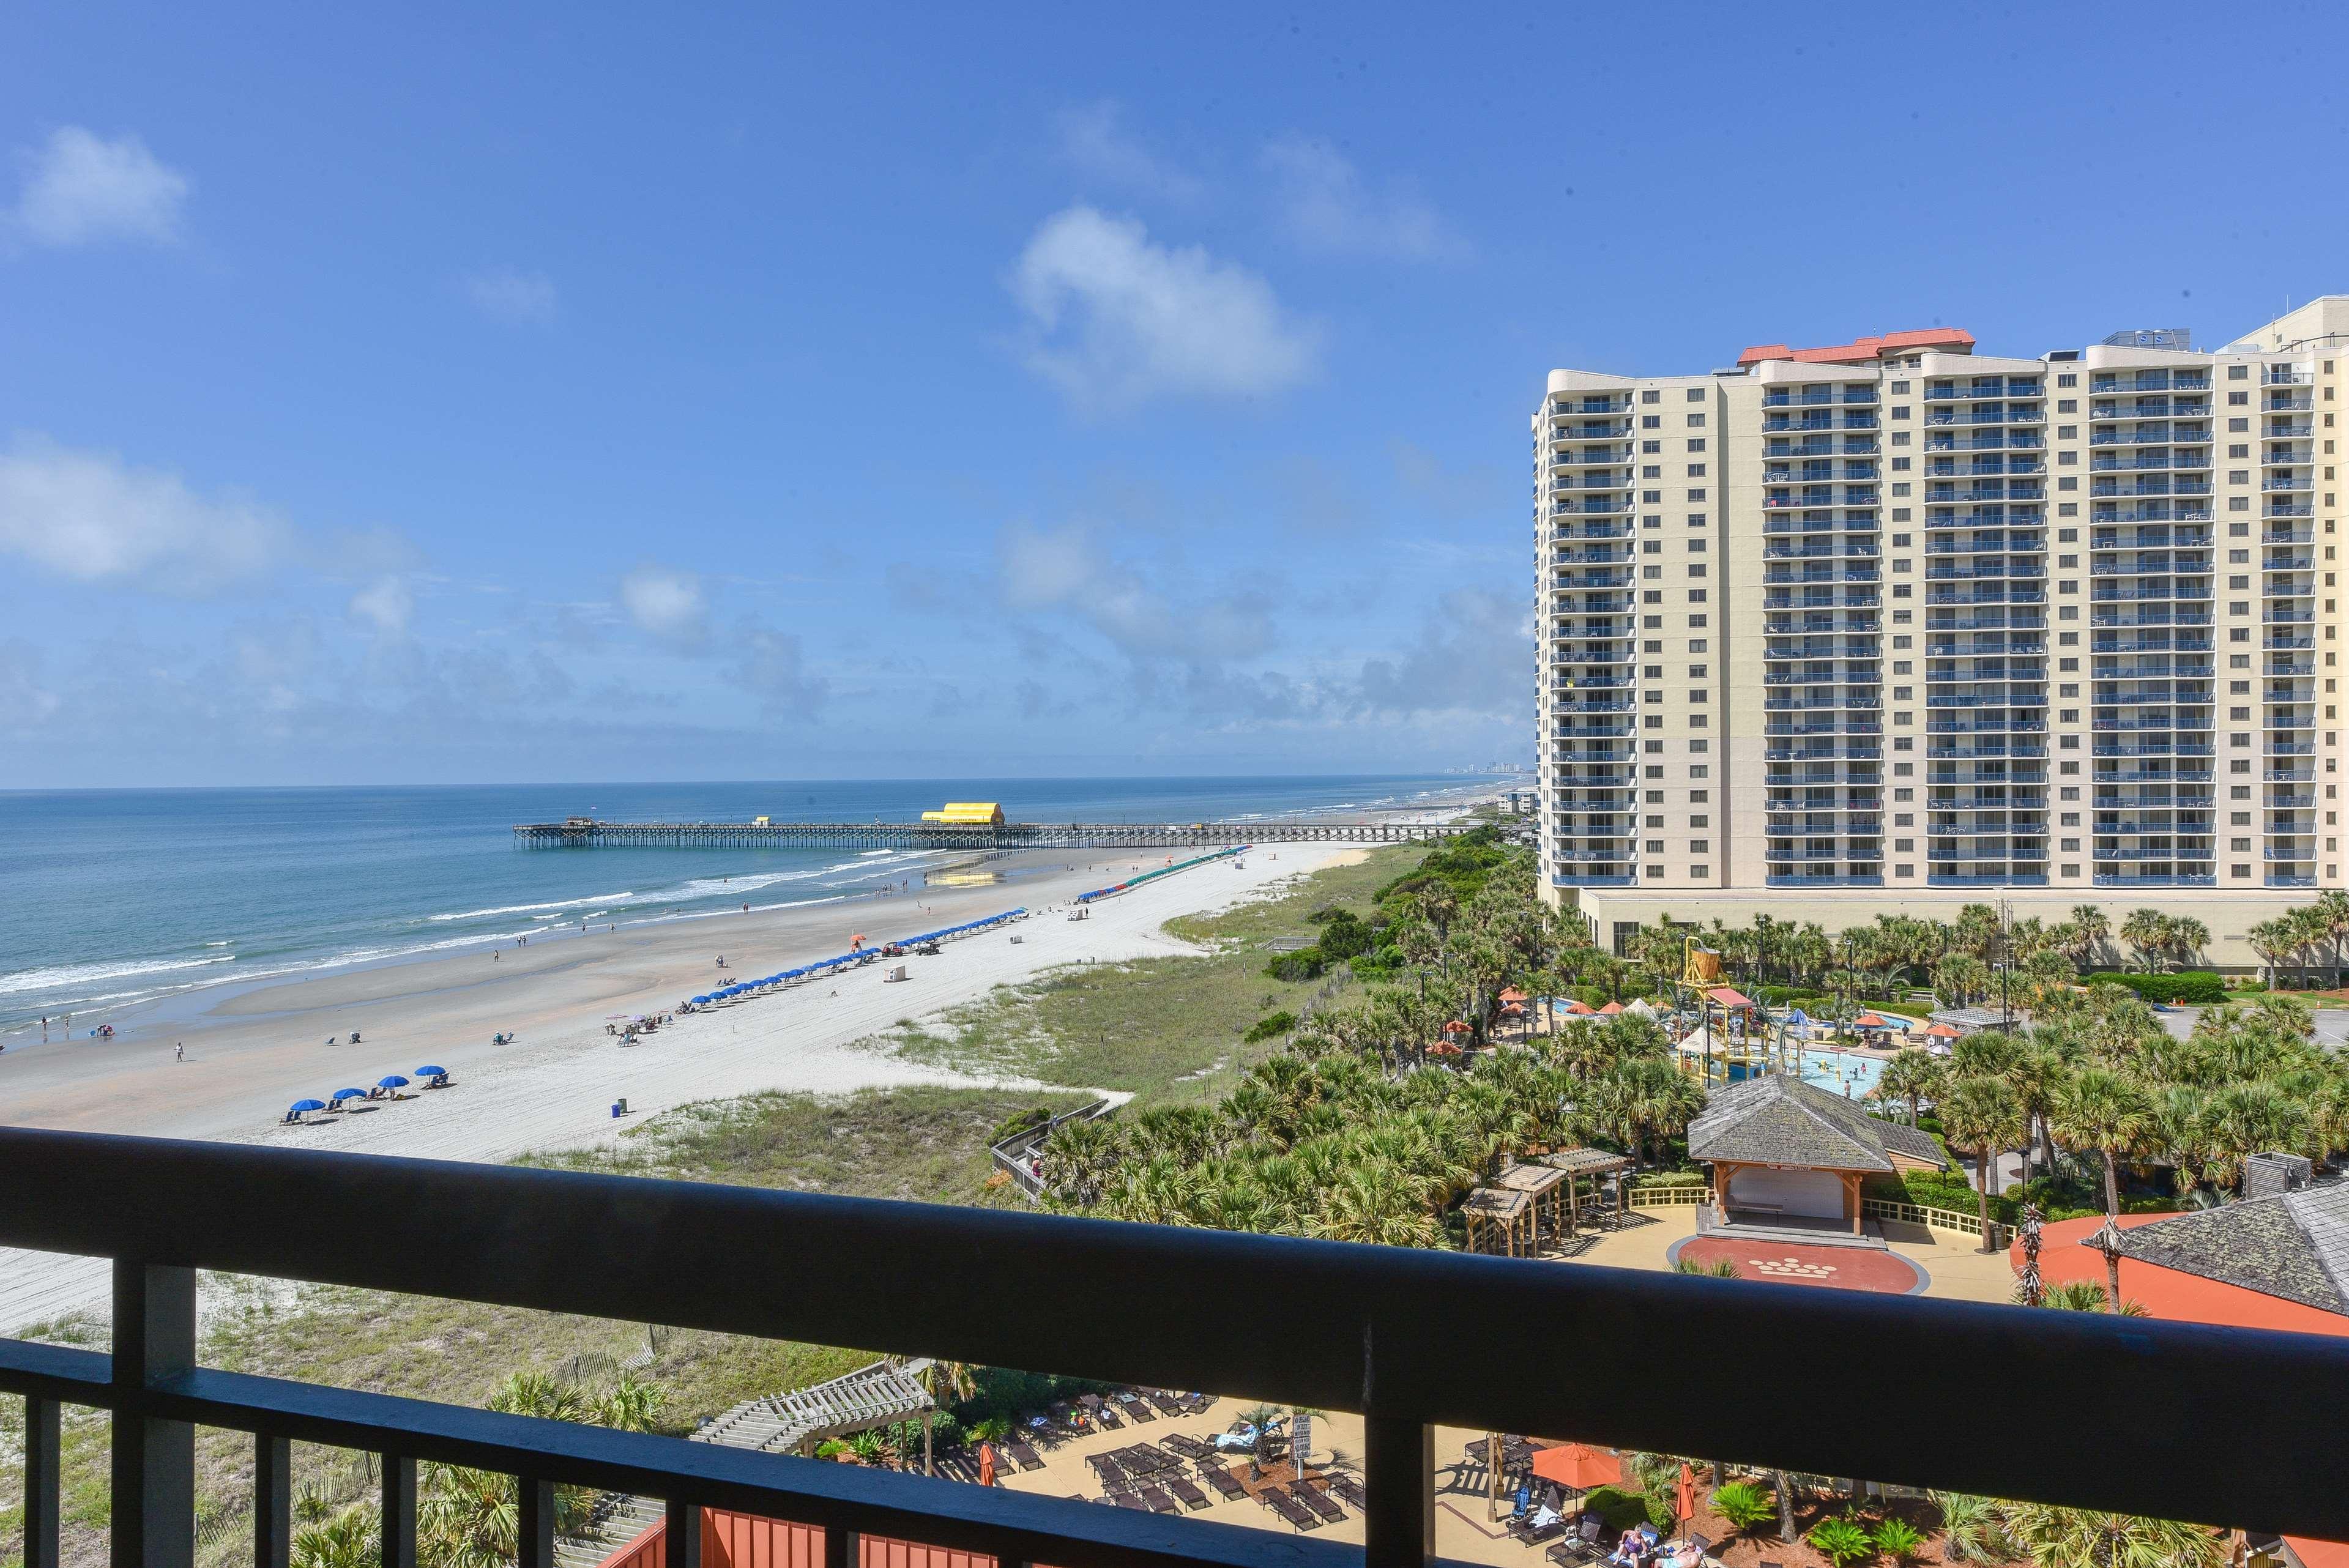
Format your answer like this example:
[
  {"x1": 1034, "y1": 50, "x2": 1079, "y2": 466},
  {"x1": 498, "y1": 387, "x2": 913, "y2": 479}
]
[{"x1": 1737, "y1": 327, "x2": 1976, "y2": 366}]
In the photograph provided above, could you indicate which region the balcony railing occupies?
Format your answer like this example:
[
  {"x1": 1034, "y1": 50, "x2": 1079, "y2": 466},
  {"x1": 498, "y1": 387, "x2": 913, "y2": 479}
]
[{"x1": 12, "y1": 1130, "x2": 2343, "y2": 1561}]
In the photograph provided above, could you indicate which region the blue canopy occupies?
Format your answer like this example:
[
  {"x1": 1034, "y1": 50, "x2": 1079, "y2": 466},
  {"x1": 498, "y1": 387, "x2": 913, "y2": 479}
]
[
  {"x1": 691, "y1": 995, "x2": 710, "y2": 1004},
  {"x1": 289, "y1": 1099, "x2": 327, "y2": 1112},
  {"x1": 329, "y1": 1088, "x2": 366, "y2": 1101},
  {"x1": 414, "y1": 1066, "x2": 448, "y2": 1078},
  {"x1": 376, "y1": 1074, "x2": 409, "y2": 1088},
  {"x1": 1787, "y1": 1008, "x2": 1809, "y2": 1025}
]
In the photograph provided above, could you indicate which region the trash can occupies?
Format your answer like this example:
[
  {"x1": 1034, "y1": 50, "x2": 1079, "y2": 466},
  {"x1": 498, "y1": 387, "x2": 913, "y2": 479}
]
[{"x1": 612, "y1": 1098, "x2": 628, "y2": 1118}]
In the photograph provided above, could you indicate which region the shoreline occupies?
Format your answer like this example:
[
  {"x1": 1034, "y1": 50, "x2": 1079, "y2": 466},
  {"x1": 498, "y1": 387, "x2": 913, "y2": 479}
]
[{"x1": 0, "y1": 834, "x2": 1408, "y2": 1331}]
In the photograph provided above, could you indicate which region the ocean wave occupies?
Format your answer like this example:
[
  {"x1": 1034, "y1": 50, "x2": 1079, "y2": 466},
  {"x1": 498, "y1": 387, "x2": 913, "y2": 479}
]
[
  {"x1": 0, "y1": 953, "x2": 237, "y2": 997},
  {"x1": 426, "y1": 892, "x2": 634, "y2": 922}
]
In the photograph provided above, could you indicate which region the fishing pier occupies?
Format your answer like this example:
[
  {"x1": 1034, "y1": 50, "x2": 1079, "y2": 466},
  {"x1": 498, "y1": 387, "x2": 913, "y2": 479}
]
[{"x1": 512, "y1": 815, "x2": 1473, "y2": 850}]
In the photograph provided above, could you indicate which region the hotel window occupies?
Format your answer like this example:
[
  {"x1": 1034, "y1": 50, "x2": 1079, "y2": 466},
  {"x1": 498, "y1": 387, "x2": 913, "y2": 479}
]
[
  {"x1": 1642, "y1": 390, "x2": 1661, "y2": 403},
  {"x1": 1686, "y1": 414, "x2": 1705, "y2": 427},
  {"x1": 1642, "y1": 466, "x2": 1661, "y2": 479},
  {"x1": 1687, "y1": 439, "x2": 1706, "y2": 452},
  {"x1": 2229, "y1": 390, "x2": 2250, "y2": 406},
  {"x1": 1688, "y1": 589, "x2": 1707, "y2": 602},
  {"x1": 1689, "y1": 866, "x2": 1709, "y2": 879},
  {"x1": 1688, "y1": 564, "x2": 1706, "y2": 579},
  {"x1": 1686, "y1": 387, "x2": 1704, "y2": 401},
  {"x1": 1642, "y1": 415, "x2": 1661, "y2": 429},
  {"x1": 2230, "y1": 417, "x2": 2249, "y2": 432},
  {"x1": 1646, "y1": 841, "x2": 1665, "y2": 855},
  {"x1": 1689, "y1": 841, "x2": 1710, "y2": 855},
  {"x1": 1686, "y1": 464, "x2": 1707, "y2": 478},
  {"x1": 1642, "y1": 489, "x2": 1662, "y2": 503},
  {"x1": 1642, "y1": 440, "x2": 1661, "y2": 453}
]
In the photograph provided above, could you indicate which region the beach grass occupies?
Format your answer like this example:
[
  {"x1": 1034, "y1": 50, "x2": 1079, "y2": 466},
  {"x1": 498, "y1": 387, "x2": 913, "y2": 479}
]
[{"x1": 877, "y1": 846, "x2": 1416, "y2": 1104}]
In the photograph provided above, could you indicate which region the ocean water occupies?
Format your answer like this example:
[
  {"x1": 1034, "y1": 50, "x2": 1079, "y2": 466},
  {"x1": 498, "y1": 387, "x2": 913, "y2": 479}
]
[{"x1": 0, "y1": 776, "x2": 1498, "y2": 1031}]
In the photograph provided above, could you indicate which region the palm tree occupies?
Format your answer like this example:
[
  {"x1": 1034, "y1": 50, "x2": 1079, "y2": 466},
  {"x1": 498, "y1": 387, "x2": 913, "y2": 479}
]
[
  {"x1": 292, "y1": 1505, "x2": 381, "y2": 1568},
  {"x1": 1997, "y1": 1502, "x2": 2225, "y2": 1568},
  {"x1": 1877, "y1": 1049, "x2": 1940, "y2": 1128},
  {"x1": 2165, "y1": 916, "x2": 2210, "y2": 973},
  {"x1": 2051, "y1": 1068, "x2": 2153, "y2": 1309},
  {"x1": 1927, "y1": 1492, "x2": 2012, "y2": 1566},
  {"x1": 2246, "y1": 918, "x2": 2295, "y2": 990},
  {"x1": 2068, "y1": 904, "x2": 2110, "y2": 971},
  {"x1": 1037, "y1": 1115, "x2": 1122, "y2": 1206},
  {"x1": 1938, "y1": 1077, "x2": 2024, "y2": 1254},
  {"x1": 2006, "y1": 1044, "x2": 2069, "y2": 1195},
  {"x1": 2203, "y1": 1081, "x2": 2313, "y2": 1192},
  {"x1": 2118, "y1": 909, "x2": 2168, "y2": 973},
  {"x1": 2314, "y1": 888, "x2": 2349, "y2": 988}
]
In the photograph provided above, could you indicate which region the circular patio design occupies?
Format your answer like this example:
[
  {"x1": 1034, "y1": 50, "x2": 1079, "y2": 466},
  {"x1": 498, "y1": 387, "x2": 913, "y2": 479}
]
[{"x1": 1665, "y1": 1236, "x2": 1929, "y2": 1295}]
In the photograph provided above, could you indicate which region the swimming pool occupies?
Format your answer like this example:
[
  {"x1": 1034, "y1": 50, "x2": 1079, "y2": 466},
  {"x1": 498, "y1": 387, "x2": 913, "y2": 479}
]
[{"x1": 1792, "y1": 1047, "x2": 1886, "y2": 1099}]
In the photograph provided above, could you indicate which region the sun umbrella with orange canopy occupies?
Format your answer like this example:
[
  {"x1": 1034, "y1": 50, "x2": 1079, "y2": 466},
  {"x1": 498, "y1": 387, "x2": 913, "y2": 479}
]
[
  {"x1": 1528, "y1": 1442, "x2": 1621, "y2": 1510},
  {"x1": 1675, "y1": 1460, "x2": 1697, "y2": 1536},
  {"x1": 977, "y1": 1441, "x2": 996, "y2": 1487}
]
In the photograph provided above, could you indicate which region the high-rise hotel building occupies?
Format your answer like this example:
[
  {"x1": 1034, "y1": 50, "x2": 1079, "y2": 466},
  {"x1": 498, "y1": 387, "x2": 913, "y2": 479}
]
[{"x1": 1535, "y1": 298, "x2": 2349, "y2": 966}]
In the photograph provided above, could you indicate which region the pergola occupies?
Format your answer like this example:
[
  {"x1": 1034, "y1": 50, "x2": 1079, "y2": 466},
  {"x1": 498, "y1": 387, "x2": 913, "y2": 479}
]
[{"x1": 1539, "y1": 1146, "x2": 1632, "y2": 1238}]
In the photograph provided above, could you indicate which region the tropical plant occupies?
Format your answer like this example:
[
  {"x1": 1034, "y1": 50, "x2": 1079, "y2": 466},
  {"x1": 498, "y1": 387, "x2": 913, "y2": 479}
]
[
  {"x1": 1807, "y1": 1514, "x2": 1875, "y2": 1566},
  {"x1": 1929, "y1": 1492, "x2": 2014, "y2": 1564},
  {"x1": 2037, "y1": 1279, "x2": 2148, "y2": 1315},
  {"x1": 1710, "y1": 1480, "x2": 1774, "y2": 1536},
  {"x1": 1672, "y1": 1256, "x2": 1740, "y2": 1278},
  {"x1": 1997, "y1": 1502, "x2": 2225, "y2": 1568},
  {"x1": 292, "y1": 1505, "x2": 381, "y2": 1568},
  {"x1": 1873, "y1": 1517, "x2": 1924, "y2": 1564},
  {"x1": 1877, "y1": 1049, "x2": 1940, "y2": 1128}
]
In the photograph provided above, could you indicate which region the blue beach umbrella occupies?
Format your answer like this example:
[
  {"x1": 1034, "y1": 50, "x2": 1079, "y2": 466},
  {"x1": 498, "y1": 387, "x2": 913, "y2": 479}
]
[
  {"x1": 329, "y1": 1088, "x2": 366, "y2": 1102},
  {"x1": 691, "y1": 995, "x2": 710, "y2": 1005},
  {"x1": 376, "y1": 1074, "x2": 409, "y2": 1089},
  {"x1": 414, "y1": 1066, "x2": 447, "y2": 1079},
  {"x1": 289, "y1": 1099, "x2": 327, "y2": 1113}
]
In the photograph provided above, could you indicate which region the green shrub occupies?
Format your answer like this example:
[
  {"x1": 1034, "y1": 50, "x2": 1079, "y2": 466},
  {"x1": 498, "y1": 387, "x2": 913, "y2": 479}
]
[
  {"x1": 986, "y1": 1105, "x2": 1055, "y2": 1145},
  {"x1": 2084, "y1": 970, "x2": 2227, "y2": 1005},
  {"x1": 1264, "y1": 949, "x2": 1327, "y2": 982},
  {"x1": 1582, "y1": 1486, "x2": 1662, "y2": 1532},
  {"x1": 1711, "y1": 1481, "x2": 1774, "y2": 1534},
  {"x1": 1243, "y1": 1011, "x2": 1297, "y2": 1044},
  {"x1": 1874, "y1": 1518, "x2": 1923, "y2": 1562},
  {"x1": 814, "y1": 1438, "x2": 847, "y2": 1459},
  {"x1": 1317, "y1": 913, "x2": 1373, "y2": 960},
  {"x1": 1809, "y1": 1514, "x2": 1875, "y2": 1566},
  {"x1": 1349, "y1": 953, "x2": 1400, "y2": 982}
]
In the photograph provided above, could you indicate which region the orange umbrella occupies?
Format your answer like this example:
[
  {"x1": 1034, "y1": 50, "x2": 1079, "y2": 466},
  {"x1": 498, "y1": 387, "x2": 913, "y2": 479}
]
[
  {"x1": 1528, "y1": 1443, "x2": 1621, "y2": 1492},
  {"x1": 977, "y1": 1441, "x2": 996, "y2": 1487},
  {"x1": 1676, "y1": 1461, "x2": 1697, "y2": 1531}
]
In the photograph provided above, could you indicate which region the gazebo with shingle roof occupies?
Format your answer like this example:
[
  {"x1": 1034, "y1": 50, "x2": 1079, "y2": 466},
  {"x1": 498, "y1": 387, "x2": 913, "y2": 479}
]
[{"x1": 1686, "y1": 1074, "x2": 1946, "y2": 1237}]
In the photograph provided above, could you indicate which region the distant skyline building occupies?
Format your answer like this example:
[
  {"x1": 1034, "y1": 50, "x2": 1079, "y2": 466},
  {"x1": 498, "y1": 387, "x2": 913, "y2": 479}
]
[{"x1": 1533, "y1": 298, "x2": 2349, "y2": 967}]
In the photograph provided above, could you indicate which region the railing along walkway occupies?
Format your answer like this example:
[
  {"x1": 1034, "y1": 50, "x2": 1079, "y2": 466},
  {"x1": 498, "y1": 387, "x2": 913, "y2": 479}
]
[{"x1": 2, "y1": 1128, "x2": 2346, "y2": 1568}]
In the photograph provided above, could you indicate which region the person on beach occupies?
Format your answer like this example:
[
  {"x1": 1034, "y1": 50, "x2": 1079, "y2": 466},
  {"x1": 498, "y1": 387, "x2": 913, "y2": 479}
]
[{"x1": 175, "y1": 1042, "x2": 184, "y2": 1061}]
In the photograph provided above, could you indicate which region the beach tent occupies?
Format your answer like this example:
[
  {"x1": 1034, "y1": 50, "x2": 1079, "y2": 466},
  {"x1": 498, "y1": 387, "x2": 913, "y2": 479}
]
[
  {"x1": 1597, "y1": 1000, "x2": 1624, "y2": 1015},
  {"x1": 1624, "y1": 998, "x2": 1658, "y2": 1017}
]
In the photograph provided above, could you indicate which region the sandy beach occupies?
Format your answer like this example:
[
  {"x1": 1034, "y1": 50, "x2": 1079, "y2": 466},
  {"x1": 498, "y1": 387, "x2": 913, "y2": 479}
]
[{"x1": 0, "y1": 841, "x2": 1372, "y2": 1331}]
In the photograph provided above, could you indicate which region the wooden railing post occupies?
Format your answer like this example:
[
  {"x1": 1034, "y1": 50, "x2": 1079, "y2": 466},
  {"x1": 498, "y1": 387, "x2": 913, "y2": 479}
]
[
  {"x1": 111, "y1": 1260, "x2": 196, "y2": 1568},
  {"x1": 24, "y1": 1394, "x2": 61, "y2": 1568},
  {"x1": 517, "y1": 1477, "x2": 555, "y2": 1568},
  {"x1": 1362, "y1": 1416, "x2": 1431, "y2": 1568},
  {"x1": 254, "y1": 1433, "x2": 291, "y2": 1568},
  {"x1": 666, "y1": 1495, "x2": 702, "y2": 1568},
  {"x1": 382, "y1": 1455, "x2": 417, "y2": 1567}
]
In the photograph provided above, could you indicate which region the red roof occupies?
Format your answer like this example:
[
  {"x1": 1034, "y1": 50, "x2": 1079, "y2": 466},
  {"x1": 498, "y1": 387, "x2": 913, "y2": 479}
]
[
  {"x1": 2287, "y1": 1538, "x2": 2349, "y2": 1568},
  {"x1": 1704, "y1": 986, "x2": 1755, "y2": 1008},
  {"x1": 2012, "y1": 1215, "x2": 2349, "y2": 1340},
  {"x1": 1598, "y1": 1001, "x2": 1623, "y2": 1015},
  {"x1": 1737, "y1": 327, "x2": 1976, "y2": 366},
  {"x1": 1855, "y1": 1013, "x2": 1889, "y2": 1027}
]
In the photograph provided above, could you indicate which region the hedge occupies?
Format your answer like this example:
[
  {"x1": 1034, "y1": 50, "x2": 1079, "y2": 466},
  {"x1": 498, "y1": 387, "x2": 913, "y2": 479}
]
[{"x1": 2085, "y1": 970, "x2": 2227, "y2": 1005}]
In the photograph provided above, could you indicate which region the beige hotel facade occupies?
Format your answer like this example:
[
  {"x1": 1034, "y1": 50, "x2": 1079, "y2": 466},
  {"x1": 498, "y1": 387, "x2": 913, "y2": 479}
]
[{"x1": 1535, "y1": 298, "x2": 2349, "y2": 970}]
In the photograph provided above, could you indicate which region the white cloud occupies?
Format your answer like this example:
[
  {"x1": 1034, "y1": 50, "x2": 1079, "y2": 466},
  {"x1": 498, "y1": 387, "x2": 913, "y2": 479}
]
[
  {"x1": 1261, "y1": 137, "x2": 1463, "y2": 262},
  {"x1": 726, "y1": 622, "x2": 826, "y2": 715},
  {"x1": 1055, "y1": 101, "x2": 1205, "y2": 204},
  {"x1": 463, "y1": 266, "x2": 559, "y2": 324},
  {"x1": 12, "y1": 127, "x2": 190, "y2": 248},
  {"x1": 1009, "y1": 206, "x2": 1319, "y2": 411},
  {"x1": 619, "y1": 563, "x2": 704, "y2": 640},
  {"x1": 349, "y1": 576, "x2": 414, "y2": 636},
  {"x1": 0, "y1": 434, "x2": 288, "y2": 590},
  {"x1": 999, "y1": 521, "x2": 1275, "y2": 663}
]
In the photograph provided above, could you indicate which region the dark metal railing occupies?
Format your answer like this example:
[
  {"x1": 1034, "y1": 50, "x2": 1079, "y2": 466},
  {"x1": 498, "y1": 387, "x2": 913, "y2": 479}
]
[{"x1": 4, "y1": 1130, "x2": 2349, "y2": 1568}]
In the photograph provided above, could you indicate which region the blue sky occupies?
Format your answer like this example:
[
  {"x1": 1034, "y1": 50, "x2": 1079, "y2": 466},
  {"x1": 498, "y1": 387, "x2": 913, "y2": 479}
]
[{"x1": 4, "y1": 4, "x2": 2346, "y2": 786}]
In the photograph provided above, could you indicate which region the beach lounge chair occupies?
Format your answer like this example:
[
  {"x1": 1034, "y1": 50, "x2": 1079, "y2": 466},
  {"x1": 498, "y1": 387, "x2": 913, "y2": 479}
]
[
  {"x1": 1295, "y1": 1484, "x2": 1345, "y2": 1525},
  {"x1": 1199, "y1": 1462, "x2": 1245, "y2": 1501},
  {"x1": 1261, "y1": 1490, "x2": 1317, "y2": 1532},
  {"x1": 1119, "y1": 1394, "x2": 1155, "y2": 1423},
  {"x1": 1167, "y1": 1476, "x2": 1210, "y2": 1511},
  {"x1": 1327, "y1": 1473, "x2": 1368, "y2": 1512},
  {"x1": 1090, "y1": 1457, "x2": 1127, "y2": 1490},
  {"x1": 1005, "y1": 1442, "x2": 1043, "y2": 1472},
  {"x1": 1547, "y1": 1539, "x2": 1599, "y2": 1567},
  {"x1": 1107, "y1": 1493, "x2": 1145, "y2": 1510},
  {"x1": 1160, "y1": 1433, "x2": 1209, "y2": 1460},
  {"x1": 1139, "y1": 1487, "x2": 1182, "y2": 1516}
]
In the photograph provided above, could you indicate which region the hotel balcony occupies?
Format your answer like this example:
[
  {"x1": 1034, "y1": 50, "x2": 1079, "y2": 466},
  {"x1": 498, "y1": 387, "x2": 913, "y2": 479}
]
[{"x1": 11, "y1": 1130, "x2": 2328, "y2": 1568}]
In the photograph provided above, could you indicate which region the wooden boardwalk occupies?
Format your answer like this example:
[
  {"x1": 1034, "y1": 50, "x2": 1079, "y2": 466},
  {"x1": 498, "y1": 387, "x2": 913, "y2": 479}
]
[{"x1": 512, "y1": 817, "x2": 1472, "y2": 850}]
